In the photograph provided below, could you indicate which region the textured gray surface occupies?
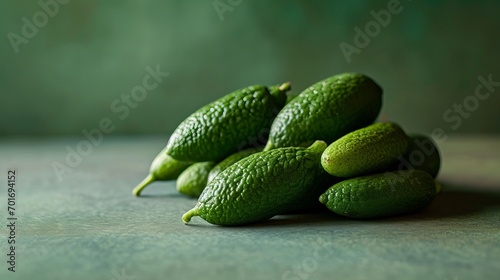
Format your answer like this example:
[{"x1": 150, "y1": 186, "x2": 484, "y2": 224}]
[{"x1": 0, "y1": 136, "x2": 499, "y2": 280}]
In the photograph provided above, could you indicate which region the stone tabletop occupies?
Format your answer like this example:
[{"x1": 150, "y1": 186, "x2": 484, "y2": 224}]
[{"x1": 0, "y1": 136, "x2": 499, "y2": 280}]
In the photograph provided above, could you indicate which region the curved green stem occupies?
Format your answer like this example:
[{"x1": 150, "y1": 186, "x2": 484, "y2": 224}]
[
  {"x1": 269, "y1": 82, "x2": 291, "y2": 107},
  {"x1": 308, "y1": 140, "x2": 327, "y2": 153},
  {"x1": 278, "y1": 81, "x2": 291, "y2": 92},
  {"x1": 435, "y1": 181, "x2": 443, "y2": 194},
  {"x1": 263, "y1": 141, "x2": 274, "y2": 152},
  {"x1": 132, "y1": 174, "x2": 155, "y2": 196},
  {"x1": 182, "y1": 208, "x2": 200, "y2": 224}
]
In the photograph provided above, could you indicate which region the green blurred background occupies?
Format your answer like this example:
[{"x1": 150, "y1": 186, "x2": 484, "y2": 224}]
[{"x1": 1, "y1": 0, "x2": 499, "y2": 137}]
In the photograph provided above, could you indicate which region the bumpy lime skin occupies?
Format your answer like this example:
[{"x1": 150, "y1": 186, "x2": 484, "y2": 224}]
[
  {"x1": 265, "y1": 73, "x2": 382, "y2": 150},
  {"x1": 321, "y1": 122, "x2": 409, "y2": 178},
  {"x1": 319, "y1": 170, "x2": 436, "y2": 219},
  {"x1": 185, "y1": 141, "x2": 327, "y2": 226},
  {"x1": 166, "y1": 84, "x2": 289, "y2": 162},
  {"x1": 284, "y1": 168, "x2": 341, "y2": 213},
  {"x1": 176, "y1": 162, "x2": 216, "y2": 198},
  {"x1": 207, "y1": 147, "x2": 262, "y2": 183}
]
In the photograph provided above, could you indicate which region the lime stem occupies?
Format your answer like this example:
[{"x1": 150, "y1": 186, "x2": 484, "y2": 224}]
[
  {"x1": 263, "y1": 141, "x2": 274, "y2": 152},
  {"x1": 269, "y1": 82, "x2": 291, "y2": 107},
  {"x1": 435, "y1": 181, "x2": 443, "y2": 194},
  {"x1": 132, "y1": 174, "x2": 155, "y2": 196},
  {"x1": 182, "y1": 208, "x2": 199, "y2": 224},
  {"x1": 279, "y1": 82, "x2": 291, "y2": 92},
  {"x1": 308, "y1": 140, "x2": 327, "y2": 153}
]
